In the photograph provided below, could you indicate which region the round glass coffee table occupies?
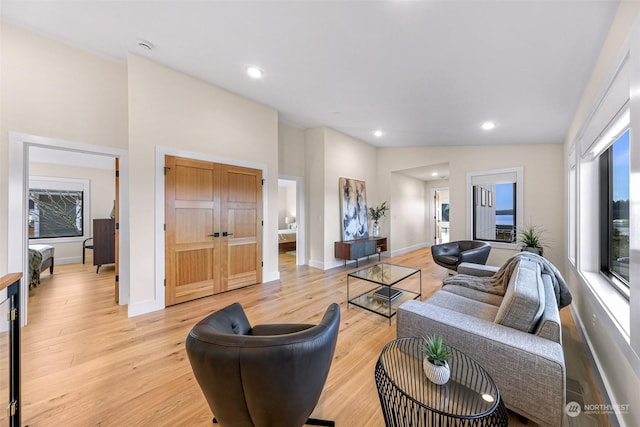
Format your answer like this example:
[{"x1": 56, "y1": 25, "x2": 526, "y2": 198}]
[{"x1": 375, "y1": 337, "x2": 508, "y2": 426}]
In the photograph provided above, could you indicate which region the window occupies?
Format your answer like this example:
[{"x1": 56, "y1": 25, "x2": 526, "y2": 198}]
[
  {"x1": 468, "y1": 168, "x2": 522, "y2": 245},
  {"x1": 599, "y1": 128, "x2": 630, "y2": 292},
  {"x1": 28, "y1": 177, "x2": 90, "y2": 241},
  {"x1": 568, "y1": 163, "x2": 576, "y2": 264}
]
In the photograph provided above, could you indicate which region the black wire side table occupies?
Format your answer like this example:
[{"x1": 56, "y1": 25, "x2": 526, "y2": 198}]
[{"x1": 374, "y1": 338, "x2": 508, "y2": 426}]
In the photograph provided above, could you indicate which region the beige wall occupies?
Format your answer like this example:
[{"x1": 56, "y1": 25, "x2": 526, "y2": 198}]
[
  {"x1": 0, "y1": 23, "x2": 127, "y2": 276},
  {"x1": 278, "y1": 122, "x2": 305, "y2": 177},
  {"x1": 28, "y1": 162, "x2": 115, "y2": 262},
  {"x1": 378, "y1": 143, "x2": 565, "y2": 268},
  {"x1": 127, "y1": 54, "x2": 279, "y2": 310}
]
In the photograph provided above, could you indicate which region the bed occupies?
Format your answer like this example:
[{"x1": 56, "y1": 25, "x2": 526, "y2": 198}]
[
  {"x1": 28, "y1": 244, "x2": 55, "y2": 286},
  {"x1": 278, "y1": 229, "x2": 297, "y2": 251}
]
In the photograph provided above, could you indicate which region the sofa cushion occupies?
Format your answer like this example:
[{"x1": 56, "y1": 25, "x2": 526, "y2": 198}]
[
  {"x1": 426, "y1": 290, "x2": 499, "y2": 322},
  {"x1": 441, "y1": 284, "x2": 503, "y2": 307},
  {"x1": 457, "y1": 262, "x2": 499, "y2": 277},
  {"x1": 494, "y1": 260, "x2": 545, "y2": 332}
]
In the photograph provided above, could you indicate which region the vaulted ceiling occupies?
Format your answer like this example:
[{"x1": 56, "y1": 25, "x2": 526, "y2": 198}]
[{"x1": 1, "y1": 1, "x2": 619, "y2": 148}]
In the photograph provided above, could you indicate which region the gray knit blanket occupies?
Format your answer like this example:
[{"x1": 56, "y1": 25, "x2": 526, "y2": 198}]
[{"x1": 443, "y1": 252, "x2": 572, "y2": 308}]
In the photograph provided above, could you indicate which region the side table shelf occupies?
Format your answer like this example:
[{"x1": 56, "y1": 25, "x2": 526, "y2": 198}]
[{"x1": 335, "y1": 237, "x2": 387, "y2": 267}]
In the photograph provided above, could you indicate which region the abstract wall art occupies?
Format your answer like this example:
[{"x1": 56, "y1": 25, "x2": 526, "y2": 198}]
[{"x1": 339, "y1": 177, "x2": 368, "y2": 241}]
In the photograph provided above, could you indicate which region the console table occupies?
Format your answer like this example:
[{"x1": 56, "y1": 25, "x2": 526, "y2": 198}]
[{"x1": 335, "y1": 237, "x2": 387, "y2": 267}]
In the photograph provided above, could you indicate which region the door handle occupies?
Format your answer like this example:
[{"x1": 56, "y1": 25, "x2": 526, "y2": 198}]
[
  {"x1": 208, "y1": 232, "x2": 220, "y2": 238},
  {"x1": 223, "y1": 232, "x2": 234, "y2": 237}
]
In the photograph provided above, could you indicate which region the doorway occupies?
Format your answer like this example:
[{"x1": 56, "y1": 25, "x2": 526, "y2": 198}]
[
  {"x1": 8, "y1": 132, "x2": 129, "y2": 323},
  {"x1": 433, "y1": 188, "x2": 450, "y2": 244},
  {"x1": 277, "y1": 176, "x2": 305, "y2": 267},
  {"x1": 164, "y1": 156, "x2": 263, "y2": 306},
  {"x1": 278, "y1": 178, "x2": 297, "y2": 266}
]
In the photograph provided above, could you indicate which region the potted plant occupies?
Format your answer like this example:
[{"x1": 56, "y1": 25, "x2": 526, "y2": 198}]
[
  {"x1": 518, "y1": 223, "x2": 546, "y2": 256},
  {"x1": 368, "y1": 201, "x2": 388, "y2": 237},
  {"x1": 421, "y1": 335, "x2": 452, "y2": 385}
]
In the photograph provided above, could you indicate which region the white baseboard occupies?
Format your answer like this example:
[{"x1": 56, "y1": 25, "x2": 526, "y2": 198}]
[
  {"x1": 128, "y1": 299, "x2": 164, "y2": 317},
  {"x1": 263, "y1": 270, "x2": 280, "y2": 283},
  {"x1": 55, "y1": 256, "x2": 83, "y2": 265},
  {"x1": 308, "y1": 259, "x2": 325, "y2": 270},
  {"x1": 390, "y1": 242, "x2": 429, "y2": 258}
]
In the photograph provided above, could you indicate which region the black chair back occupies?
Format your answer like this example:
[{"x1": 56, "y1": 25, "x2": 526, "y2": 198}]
[{"x1": 186, "y1": 302, "x2": 340, "y2": 427}]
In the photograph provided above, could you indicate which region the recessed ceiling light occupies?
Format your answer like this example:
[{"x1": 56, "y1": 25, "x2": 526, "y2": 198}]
[
  {"x1": 137, "y1": 39, "x2": 154, "y2": 50},
  {"x1": 481, "y1": 121, "x2": 496, "y2": 130},
  {"x1": 431, "y1": 172, "x2": 438, "y2": 177},
  {"x1": 374, "y1": 130, "x2": 383, "y2": 137},
  {"x1": 247, "y1": 66, "x2": 264, "y2": 79}
]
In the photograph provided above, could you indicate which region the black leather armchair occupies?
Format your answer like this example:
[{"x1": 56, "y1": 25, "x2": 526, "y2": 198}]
[
  {"x1": 186, "y1": 302, "x2": 340, "y2": 427},
  {"x1": 431, "y1": 240, "x2": 491, "y2": 272}
]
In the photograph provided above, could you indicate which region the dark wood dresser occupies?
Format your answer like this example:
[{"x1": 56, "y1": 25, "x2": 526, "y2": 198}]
[{"x1": 93, "y1": 218, "x2": 115, "y2": 273}]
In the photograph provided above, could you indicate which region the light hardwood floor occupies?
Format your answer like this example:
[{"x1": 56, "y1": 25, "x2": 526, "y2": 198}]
[{"x1": 20, "y1": 248, "x2": 607, "y2": 426}]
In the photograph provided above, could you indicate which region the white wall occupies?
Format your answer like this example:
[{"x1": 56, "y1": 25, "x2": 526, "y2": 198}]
[
  {"x1": 563, "y1": 3, "x2": 640, "y2": 425},
  {"x1": 28, "y1": 161, "x2": 115, "y2": 263},
  {"x1": 377, "y1": 144, "x2": 564, "y2": 268},
  {"x1": 128, "y1": 54, "x2": 279, "y2": 312},
  {"x1": 0, "y1": 23, "x2": 128, "y2": 276},
  {"x1": 304, "y1": 128, "x2": 325, "y2": 268},
  {"x1": 323, "y1": 127, "x2": 378, "y2": 269},
  {"x1": 390, "y1": 173, "x2": 428, "y2": 254}
]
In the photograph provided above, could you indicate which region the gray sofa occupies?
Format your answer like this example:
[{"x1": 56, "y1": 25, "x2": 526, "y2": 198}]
[{"x1": 397, "y1": 255, "x2": 570, "y2": 427}]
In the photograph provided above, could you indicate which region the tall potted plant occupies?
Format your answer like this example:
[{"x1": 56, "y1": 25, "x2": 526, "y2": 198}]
[
  {"x1": 518, "y1": 223, "x2": 546, "y2": 256},
  {"x1": 368, "y1": 201, "x2": 388, "y2": 238}
]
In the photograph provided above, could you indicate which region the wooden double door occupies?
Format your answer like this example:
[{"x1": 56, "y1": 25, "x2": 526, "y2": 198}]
[{"x1": 165, "y1": 156, "x2": 263, "y2": 306}]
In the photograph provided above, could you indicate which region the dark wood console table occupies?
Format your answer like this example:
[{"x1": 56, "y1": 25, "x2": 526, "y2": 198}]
[{"x1": 335, "y1": 237, "x2": 387, "y2": 267}]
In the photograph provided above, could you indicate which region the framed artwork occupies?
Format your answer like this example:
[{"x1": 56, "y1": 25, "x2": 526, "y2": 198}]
[
  {"x1": 441, "y1": 203, "x2": 450, "y2": 222},
  {"x1": 488, "y1": 191, "x2": 493, "y2": 207},
  {"x1": 481, "y1": 188, "x2": 487, "y2": 206},
  {"x1": 339, "y1": 177, "x2": 368, "y2": 241}
]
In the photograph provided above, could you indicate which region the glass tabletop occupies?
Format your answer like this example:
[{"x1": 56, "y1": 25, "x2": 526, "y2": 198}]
[
  {"x1": 347, "y1": 263, "x2": 420, "y2": 287},
  {"x1": 376, "y1": 337, "x2": 501, "y2": 418}
]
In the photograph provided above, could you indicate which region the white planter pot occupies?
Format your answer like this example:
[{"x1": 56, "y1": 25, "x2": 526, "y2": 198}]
[
  {"x1": 423, "y1": 358, "x2": 450, "y2": 385},
  {"x1": 372, "y1": 223, "x2": 380, "y2": 237}
]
